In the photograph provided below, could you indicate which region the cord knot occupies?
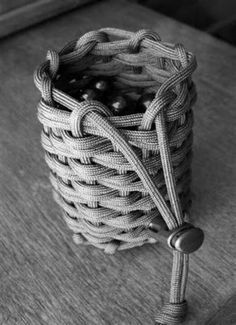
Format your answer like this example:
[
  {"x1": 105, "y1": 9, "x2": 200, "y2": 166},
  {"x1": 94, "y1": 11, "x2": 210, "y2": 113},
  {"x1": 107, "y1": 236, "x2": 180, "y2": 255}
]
[
  {"x1": 140, "y1": 91, "x2": 175, "y2": 130},
  {"x1": 155, "y1": 301, "x2": 188, "y2": 325},
  {"x1": 129, "y1": 29, "x2": 161, "y2": 52},
  {"x1": 70, "y1": 100, "x2": 112, "y2": 137},
  {"x1": 76, "y1": 30, "x2": 109, "y2": 49}
]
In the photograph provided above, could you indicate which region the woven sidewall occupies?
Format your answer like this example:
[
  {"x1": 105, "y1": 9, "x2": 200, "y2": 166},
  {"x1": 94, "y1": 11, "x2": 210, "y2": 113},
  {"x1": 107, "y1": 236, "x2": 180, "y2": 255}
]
[{"x1": 34, "y1": 28, "x2": 197, "y2": 254}]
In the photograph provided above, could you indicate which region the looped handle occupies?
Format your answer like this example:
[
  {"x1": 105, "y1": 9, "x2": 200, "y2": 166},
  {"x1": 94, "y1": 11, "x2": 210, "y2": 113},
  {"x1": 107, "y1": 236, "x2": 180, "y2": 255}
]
[{"x1": 129, "y1": 29, "x2": 161, "y2": 52}]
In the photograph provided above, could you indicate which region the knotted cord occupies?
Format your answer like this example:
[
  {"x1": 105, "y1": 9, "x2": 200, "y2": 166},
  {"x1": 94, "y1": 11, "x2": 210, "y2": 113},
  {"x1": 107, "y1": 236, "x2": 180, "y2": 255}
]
[{"x1": 34, "y1": 28, "x2": 200, "y2": 324}]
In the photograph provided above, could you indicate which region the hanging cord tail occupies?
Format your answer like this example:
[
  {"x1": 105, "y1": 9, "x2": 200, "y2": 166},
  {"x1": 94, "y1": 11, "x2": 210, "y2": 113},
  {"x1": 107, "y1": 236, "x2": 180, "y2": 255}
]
[
  {"x1": 146, "y1": 44, "x2": 204, "y2": 325},
  {"x1": 155, "y1": 252, "x2": 189, "y2": 325},
  {"x1": 151, "y1": 108, "x2": 189, "y2": 324}
]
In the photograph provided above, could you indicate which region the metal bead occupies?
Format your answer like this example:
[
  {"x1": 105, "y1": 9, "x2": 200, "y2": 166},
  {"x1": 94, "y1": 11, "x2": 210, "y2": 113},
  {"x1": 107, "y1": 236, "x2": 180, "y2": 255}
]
[
  {"x1": 149, "y1": 217, "x2": 168, "y2": 234},
  {"x1": 81, "y1": 74, "x2": 90, "y2": 80},
  {"x1": 109, "y1": 95, "x2": 127, "y2": 114},
  {"x1": 79, "y1": 74, "x2": 92, "y2": 88},
  {"x1": 148, "y1": 220, "x2": 204, "y2": 254},
  {"x1": 80, "y1": 88, "x2": 99, "y2": 101},
  {"x1": 168, "y1": 223, "x2": 204, "y2": 254},
  {"x1": 93, "y1": 79, "x2": 109, "y2": 92}
]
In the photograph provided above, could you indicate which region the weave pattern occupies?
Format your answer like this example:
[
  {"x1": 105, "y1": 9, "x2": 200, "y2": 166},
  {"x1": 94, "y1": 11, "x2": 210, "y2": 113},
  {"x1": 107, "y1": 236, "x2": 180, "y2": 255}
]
[
  {"x1": 35, "y1": 29, "x2": 196, "y2": 253},
  {"x1": 34, "y1": 28, "x2": 196, "y2": 255},
  {"x1": 34, "y1": 28, "x2": 198, "y2": 325}
]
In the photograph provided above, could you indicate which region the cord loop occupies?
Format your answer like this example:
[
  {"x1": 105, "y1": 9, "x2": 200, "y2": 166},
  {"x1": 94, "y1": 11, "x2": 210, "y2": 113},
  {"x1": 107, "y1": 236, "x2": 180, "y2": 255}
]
[
  {"x1": 129, "y1": 29, "x2": 161, "y2": 52},
  {"x1": 70, "y1": 100, "x2": 112, "y2": 137}
]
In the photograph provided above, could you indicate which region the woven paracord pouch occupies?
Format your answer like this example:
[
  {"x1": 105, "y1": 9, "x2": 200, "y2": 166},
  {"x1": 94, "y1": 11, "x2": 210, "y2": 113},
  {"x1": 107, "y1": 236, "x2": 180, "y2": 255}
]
[{"x1": 34, "y1": 28, "x2": 204, "y2": 325}]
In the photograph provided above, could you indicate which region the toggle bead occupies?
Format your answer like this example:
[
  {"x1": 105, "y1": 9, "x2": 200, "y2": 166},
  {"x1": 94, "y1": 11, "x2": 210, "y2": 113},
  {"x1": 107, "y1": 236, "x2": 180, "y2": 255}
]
[
  {"x1": 149, "y1": 220, "x2": 204, "y2": 254},
  {"x1": 168, "y1": 223, "x2": 204, "y2": 254}
]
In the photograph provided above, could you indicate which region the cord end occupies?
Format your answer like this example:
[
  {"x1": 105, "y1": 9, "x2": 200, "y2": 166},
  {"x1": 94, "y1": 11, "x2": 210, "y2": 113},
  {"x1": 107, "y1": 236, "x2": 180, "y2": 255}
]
[{"x1": 155, "y1": 300, "x2": 188, "y2": 325}]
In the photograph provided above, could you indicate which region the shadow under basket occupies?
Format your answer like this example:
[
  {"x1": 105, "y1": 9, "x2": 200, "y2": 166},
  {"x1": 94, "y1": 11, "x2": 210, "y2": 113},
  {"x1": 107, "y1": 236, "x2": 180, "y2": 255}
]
[{"x1": 34, "y1": 28, "x2": 204, "y2": 325}]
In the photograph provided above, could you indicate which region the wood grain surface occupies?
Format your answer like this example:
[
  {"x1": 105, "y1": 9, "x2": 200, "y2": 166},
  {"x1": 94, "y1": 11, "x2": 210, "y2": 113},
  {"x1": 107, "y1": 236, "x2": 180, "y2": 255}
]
[
  {"x1": 0, "y1": 0, "x2": 34, "y2": 15},
  {"x1": 0, "y1": 1, "x2": 235, "y2": 324},
  {"x1": 0, "y1": 0, "x2": 95, "y2": 39}
]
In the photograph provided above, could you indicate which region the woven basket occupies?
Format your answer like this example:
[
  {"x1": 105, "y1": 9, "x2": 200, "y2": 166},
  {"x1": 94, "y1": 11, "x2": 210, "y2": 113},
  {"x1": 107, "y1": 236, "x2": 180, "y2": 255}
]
[{"x1": 34, "y1": 28, "x2": 201, "y2": 324}]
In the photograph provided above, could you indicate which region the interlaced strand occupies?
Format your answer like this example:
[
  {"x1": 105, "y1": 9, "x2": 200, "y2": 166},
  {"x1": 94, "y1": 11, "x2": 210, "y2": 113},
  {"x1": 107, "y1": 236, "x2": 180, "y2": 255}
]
[{"x1": 34, "y1": 28, "x2": 197, "y2": 324}]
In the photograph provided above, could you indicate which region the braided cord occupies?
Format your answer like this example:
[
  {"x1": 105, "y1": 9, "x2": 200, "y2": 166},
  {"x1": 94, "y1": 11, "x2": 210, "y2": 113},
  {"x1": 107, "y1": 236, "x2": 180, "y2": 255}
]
[{"x1": 34, "y1": 28, "x2": 198, "y2": 324}]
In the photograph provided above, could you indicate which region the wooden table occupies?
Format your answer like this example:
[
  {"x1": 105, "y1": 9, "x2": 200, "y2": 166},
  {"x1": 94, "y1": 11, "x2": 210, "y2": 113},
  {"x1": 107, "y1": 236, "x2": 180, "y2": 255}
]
[{"x1": 0, "y1": 1, "x2": 235, "y2": 324}]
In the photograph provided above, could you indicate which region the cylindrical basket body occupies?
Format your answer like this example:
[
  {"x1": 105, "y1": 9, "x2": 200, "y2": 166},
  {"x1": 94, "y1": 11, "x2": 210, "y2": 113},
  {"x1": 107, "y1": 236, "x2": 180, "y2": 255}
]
[{"x1": 34, "y1": 28, "x2": 197, "y2": 255}]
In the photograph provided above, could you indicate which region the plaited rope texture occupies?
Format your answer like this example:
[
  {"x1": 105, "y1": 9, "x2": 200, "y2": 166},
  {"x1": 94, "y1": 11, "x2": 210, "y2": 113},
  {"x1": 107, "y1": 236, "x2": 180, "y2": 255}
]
[{"x1": 34, "y1": 28, "x2": 197, "y2": 324}]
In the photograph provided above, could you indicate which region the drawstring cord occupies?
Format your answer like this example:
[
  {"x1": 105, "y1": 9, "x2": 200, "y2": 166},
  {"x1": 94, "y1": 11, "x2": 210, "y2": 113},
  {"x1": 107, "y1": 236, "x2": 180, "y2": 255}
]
[{"x1": 154, "y1": 106, "x2": 189, "y2": 324}]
